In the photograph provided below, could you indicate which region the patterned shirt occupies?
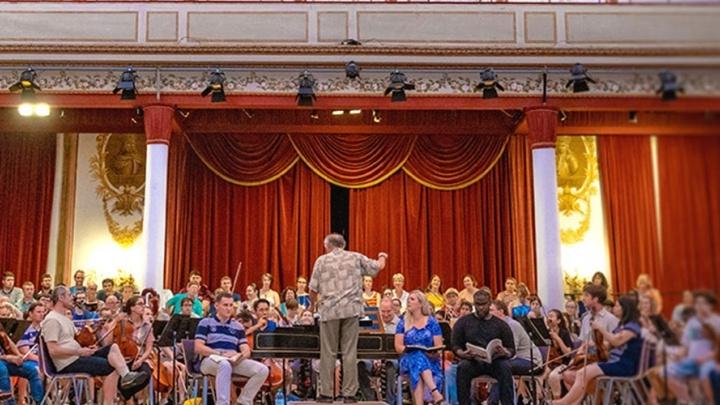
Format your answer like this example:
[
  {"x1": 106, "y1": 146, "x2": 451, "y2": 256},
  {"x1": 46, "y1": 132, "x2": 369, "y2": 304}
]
[
  {"x1": 309, "y1": 248, "x2": 381, "y2": 322},
  {"x1": 195, "y1": 315, "x2": 248, "y2": 353},
  {"x1": 17, "y1": 324, "x2": 39, "y2": 356}
]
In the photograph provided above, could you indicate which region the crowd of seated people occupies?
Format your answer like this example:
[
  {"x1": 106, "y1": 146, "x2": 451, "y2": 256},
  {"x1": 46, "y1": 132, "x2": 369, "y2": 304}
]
[{"x1": 0, "y1": 268, "x2": 717, "y2": 405}]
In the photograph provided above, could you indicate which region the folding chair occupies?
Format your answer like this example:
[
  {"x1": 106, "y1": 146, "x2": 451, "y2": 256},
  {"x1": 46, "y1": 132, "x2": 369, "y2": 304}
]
[
  {"x1": 593, "y1": 341, "x2": 656, "y2": 405},
  {"x1": 38, "y1": 336, "x2": 93, "y2": 405}
]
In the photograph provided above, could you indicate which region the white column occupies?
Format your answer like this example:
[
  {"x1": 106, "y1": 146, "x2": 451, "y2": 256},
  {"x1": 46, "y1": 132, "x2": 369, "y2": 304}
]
[
  {"x1": 532, "y1": 147, "x2": 564, "y2": 311},
  {"x1": 526, "y1": 107, "x2": 564, "y2": 311},
  {"x1": 141, "y1": 105, "x2": 174, "y2": 292},
  {"x1": 142, "y1": 143, "x2": 169, "y2": 291}
]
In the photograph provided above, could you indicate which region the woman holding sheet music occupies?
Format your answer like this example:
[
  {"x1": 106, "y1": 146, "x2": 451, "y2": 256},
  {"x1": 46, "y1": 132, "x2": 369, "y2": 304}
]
[{"x1": 394, "y1": 290, "x2": 445, "y2": 405}]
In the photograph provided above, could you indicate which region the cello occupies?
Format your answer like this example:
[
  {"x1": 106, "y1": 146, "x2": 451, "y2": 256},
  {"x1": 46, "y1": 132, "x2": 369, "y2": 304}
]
[{"x1": 562, "y1": 314, "x2": 609, "y2": 395}]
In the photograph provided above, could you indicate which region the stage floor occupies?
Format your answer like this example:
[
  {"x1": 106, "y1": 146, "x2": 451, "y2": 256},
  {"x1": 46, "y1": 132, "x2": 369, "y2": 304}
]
[{"x1": 288, "y1": 401, "x2": 387, "y2": 405}]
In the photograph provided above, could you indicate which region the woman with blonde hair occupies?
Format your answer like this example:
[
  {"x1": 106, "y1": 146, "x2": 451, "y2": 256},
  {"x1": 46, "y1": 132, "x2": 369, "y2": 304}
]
[
  {"x1": 425, "y1": 275, "x2": 444, "y2": 311},
  {"x1": 259, "y1": 273, "x2": 281, "y2": 308},
  {"x1": 636, "y1": 273, "x2": 663, "y2": 314},
  {"x1": 394, "y1": 290, "x2": 445, "y2": 405},
  {"x1": 392, "y1": 273, "x2": 409, "y2": 310}
]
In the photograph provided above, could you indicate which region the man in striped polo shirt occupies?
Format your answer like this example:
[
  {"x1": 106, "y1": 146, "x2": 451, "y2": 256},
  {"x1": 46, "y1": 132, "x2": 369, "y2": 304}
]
[{"x1": 195, "y1": 292, "x2": 269, "y2": 405}]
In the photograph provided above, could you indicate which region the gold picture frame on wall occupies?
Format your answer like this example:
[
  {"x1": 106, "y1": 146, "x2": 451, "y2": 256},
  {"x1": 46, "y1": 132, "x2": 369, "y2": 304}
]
[
  {"x1": 556, "y1": 135, "x2": 598, "y2": 244},
  {"x1": 89, "y1": 133, "x2": 146, "y2": 247}
]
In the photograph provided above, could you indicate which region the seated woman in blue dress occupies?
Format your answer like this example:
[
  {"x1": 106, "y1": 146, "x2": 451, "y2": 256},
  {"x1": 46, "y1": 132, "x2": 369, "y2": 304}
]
[
  {"x1": 553, "y1": 294, "x2": 644, "y2": 405},
  {"x1": 394, "y1": 290, "x2": 445, "y2": 405}
]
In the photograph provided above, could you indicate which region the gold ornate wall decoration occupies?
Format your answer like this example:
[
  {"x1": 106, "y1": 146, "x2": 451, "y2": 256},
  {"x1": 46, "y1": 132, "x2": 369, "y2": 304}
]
[
  {"x1": 556, "y1": 135, "x2": 598, "y2": 244},
  {"x1": 89, "y1": 133, "x2": 146, "y2": 247}
]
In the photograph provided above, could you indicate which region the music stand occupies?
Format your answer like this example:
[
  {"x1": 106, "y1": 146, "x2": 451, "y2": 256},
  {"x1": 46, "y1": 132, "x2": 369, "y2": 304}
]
[
  {"x1": 518, "y1": 317, "x2": 550, "y2": 405},
  {"x1": 157, "y1": 315, "x2": 200, "y2": 405},
  {"x1": 0, "y1": 319, "x2": 31, "y2": 343}
]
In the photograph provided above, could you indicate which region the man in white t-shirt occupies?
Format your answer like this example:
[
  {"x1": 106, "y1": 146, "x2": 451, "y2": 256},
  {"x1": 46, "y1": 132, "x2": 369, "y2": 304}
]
[{"x1": 41, "y1": 286, "x2": 146, "y2": 405}]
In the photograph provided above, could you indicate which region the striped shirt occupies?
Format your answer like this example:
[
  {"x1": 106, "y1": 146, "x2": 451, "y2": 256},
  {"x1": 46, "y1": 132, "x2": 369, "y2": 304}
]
[
  {"x1": 195, "y1": 315, "x2": 248, "y2": 352},
  {"x1": 17, "y1": 325, "x2": 39, "y2": 355}
]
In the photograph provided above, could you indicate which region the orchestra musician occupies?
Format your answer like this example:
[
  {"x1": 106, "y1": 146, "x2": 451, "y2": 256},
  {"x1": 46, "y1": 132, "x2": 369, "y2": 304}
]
[
  {"x1": 548, "y1": 284, "x2": 618, "y2": 399},
  {"x1": 16, "y1": 302, "x2": 46, "y2": 405},
  {"x1": 0, "y1": 308, "x2": 44, "y2": 405},
  {"x1": 101, "y1": 296, "x2": 154, "y2": 403},
  {"x1": 194, "y1": 292, "x2": 269, "y2": 405},
  {"x1": 41, "y1": 286, "x2": 146, "y2": 405}
]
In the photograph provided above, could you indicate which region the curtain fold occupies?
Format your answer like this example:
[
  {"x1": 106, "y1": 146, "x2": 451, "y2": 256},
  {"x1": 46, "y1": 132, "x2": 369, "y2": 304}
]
[
  {"x1": 185, "y1": 133, "x2": 298, "y2": 186},
  {"x1": 0, "y1": 133, "x2": 56, "y2": 285},
  {"x1": 289, "y1": 134, "x2": 416, "y2": 188},
  {"x1": 349, "y1": 138, "x2": 536, "y2": 294},
  {"x1": 657, "y1": 136, "x2": 720, "y2": 306},
  {"x1": 164, "y1": 133, "x2": 330, "y2": 291},
  {"x1": 507, "y1": 135, "x2": 537, "y2": 291},
  {"x1": 598, "y1": 136, "x2": 661, "y2": 295},
  {"x1": 403, "y1": 134, "x2": 509, "y2": 190}
]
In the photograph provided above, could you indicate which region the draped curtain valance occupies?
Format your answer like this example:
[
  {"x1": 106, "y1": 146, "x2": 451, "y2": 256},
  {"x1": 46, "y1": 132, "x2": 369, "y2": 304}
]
[{"x1": 184, "y1": 132, "x2": 510, "y2": 190}]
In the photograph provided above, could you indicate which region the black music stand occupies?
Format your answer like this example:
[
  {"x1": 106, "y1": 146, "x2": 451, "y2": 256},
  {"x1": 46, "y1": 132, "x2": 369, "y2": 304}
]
[
  {"x1": 0, "y1": 319, "x2": 31, "y2": 343},
  {"x1": 519, "y1": 317, "x2": 550, "y2": 405},
  {"x1": 157, "y1": 315, "x2": 200, "y2": 405}
]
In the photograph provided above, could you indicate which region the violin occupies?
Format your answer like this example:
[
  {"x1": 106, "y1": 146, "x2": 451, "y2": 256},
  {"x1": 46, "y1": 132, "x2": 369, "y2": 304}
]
[
  {"x1": 113, "y1": 317, "x2": 139, "y2": 360},
  {"x1": 74, "y1": 319, "x2": 105, "y2": 347}
]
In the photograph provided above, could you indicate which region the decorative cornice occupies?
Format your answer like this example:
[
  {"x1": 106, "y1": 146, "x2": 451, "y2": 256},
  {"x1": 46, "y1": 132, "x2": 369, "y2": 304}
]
[
  {"x1": 1, "y1": 68, "x2": 718, "y2": 97},
  {"x1": 0, "y1": 44, "x2": 719, "y2": 58}
]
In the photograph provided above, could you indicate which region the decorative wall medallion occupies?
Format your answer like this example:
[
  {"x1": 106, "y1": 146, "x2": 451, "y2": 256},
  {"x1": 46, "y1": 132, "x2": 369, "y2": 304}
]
[
  {"x1": 89, "y1": 133, "x2": 146, "y2": 246},
  {"x1": 556, "y1": 135, "x2": 597, "y2": 244}
]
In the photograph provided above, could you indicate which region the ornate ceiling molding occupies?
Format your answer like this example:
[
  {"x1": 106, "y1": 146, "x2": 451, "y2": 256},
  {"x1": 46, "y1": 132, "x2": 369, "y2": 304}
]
[{"x1": 1, "y1": 68, "x2": 718, "y2": 97}]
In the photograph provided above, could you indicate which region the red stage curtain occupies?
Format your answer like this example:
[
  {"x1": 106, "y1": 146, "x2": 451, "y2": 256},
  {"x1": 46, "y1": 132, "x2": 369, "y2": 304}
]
[
  {"x1": 185, "y1": 133, "x2": 298, "y2": 186},
  {"x1": 403, "y1": 134, "x2": 509, "y2": 190},
  {"x1": 164, "y1": 133, "x2": 330, "y2": 291},
  {"x1": 0, "y1": 133, "x2": 56, "y2": 285},
  {"x1": 289, "y1": 134, "x2": 416, "y2": 188},
  {"x1": 657, "y1": 136, "x2": 720, "y2": 305},
  {"x1": 598, "y1": 136, "x2": 661, "y2": 295},
  {"x1": 507, "y1": 135, "x2": 537, "y2": 291},
  {"x1": 349, "y1": 135, "x2": 536, "y2": 294}
]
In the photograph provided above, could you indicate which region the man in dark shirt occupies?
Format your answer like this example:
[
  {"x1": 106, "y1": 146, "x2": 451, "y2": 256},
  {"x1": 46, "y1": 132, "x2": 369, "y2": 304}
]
[{"x1": 452, "y1": 289, "x2": 515, "y2": 405}]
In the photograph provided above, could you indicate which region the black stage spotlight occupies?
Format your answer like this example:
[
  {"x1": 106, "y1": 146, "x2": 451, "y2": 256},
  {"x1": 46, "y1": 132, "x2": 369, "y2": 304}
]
[
  {"x1": 657, "y1": 70, "x2": 683, "y2": 101},
  {"x1": 201, "y1": 69, "x2": 226, "y2": 103},
  {"x1": 384, "y1": 69, "x2": 415, "y2": 102},
  {"x1": 474, "y1": 68, "x2": 504, "y2": 99},
  {"x1": 8, "y1": 68, "x2": 41, "y2": 101},
  {"x1": 113, "y1": 67, "x2": 138, "y2": 100},
  {"x1": 345, "y1": 61, "x2": 361, "y2": 79},
  {"x1": 566, "y1": 63, "x2": 595, "y2": 93},
  {"x1": 296, "y1": 71, "x2": 317, "y2": 106}
]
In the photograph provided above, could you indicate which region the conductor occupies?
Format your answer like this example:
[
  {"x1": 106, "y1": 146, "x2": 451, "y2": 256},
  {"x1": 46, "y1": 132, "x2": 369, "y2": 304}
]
[{"x1": 309, "y1": 233, "x2": 388, "y2": 403}]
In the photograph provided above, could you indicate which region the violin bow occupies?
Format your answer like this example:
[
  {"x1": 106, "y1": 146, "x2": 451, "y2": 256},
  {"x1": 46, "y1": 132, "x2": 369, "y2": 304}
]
[{"x1": 231, "y1": 261, "x2": 243, "y2": 293}]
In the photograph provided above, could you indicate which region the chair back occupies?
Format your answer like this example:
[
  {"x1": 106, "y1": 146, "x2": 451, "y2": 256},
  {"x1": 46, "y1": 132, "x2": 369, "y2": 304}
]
[
  {"x1": 635, "y1": 340, "x2": 656, "y2": 377},
  {"x1": 38, "y1": 336, "x2": 59, "y2": 377},
  {"x1": 181, "y1": 338, "x2": 202, "y2": 375}
]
